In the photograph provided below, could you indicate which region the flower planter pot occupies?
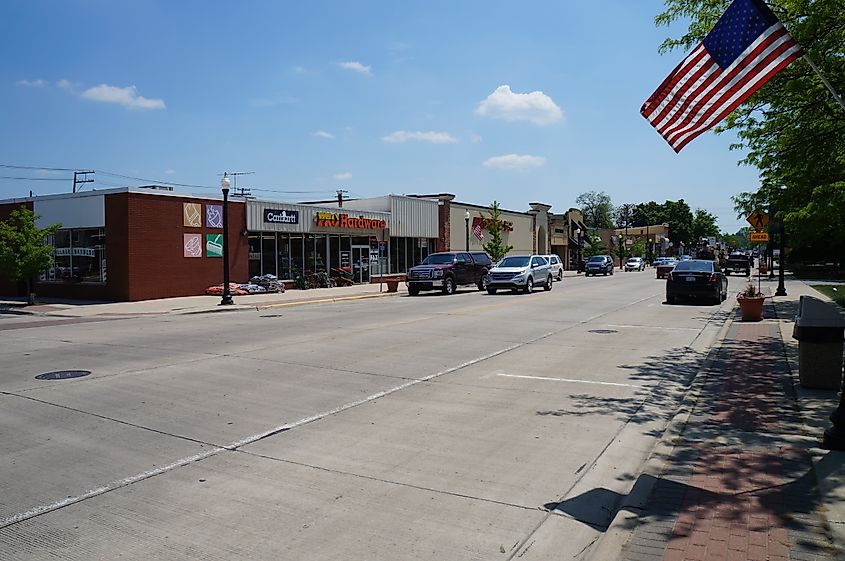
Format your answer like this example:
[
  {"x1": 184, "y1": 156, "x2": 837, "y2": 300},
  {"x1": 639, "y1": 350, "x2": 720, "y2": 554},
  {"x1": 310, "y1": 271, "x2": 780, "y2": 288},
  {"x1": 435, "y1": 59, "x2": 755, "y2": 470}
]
[{"x1": 737, "y1": 295, "x2": 765, "y2": 322}]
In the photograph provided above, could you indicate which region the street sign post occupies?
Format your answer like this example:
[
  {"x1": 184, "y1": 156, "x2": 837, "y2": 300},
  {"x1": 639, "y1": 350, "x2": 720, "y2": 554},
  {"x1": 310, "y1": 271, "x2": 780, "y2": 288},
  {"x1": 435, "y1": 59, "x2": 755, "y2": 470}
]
[
  {"x1": 746, "y1": 211, "x2": 769, "y2": 230},
  {"x1": 750, "y1": 232, "x2": 770, "y2": 243}
]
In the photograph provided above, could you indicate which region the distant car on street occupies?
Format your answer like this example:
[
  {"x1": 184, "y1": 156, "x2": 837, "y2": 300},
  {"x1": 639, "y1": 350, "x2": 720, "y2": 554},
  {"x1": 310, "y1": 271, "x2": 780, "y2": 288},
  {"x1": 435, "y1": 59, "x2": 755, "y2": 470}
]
[
  {"x1": 585, "y1": 255, "x2": 614, "y2": 276},
  {"x1": 625, "y1": 257, "x2": 645, "y2": 272},
  {"x1": 545, "y1": 254, "x2": 563, "y2": 281},
  {"x1": 679, "y1": 254, "x2": 692, "y2": 261},
  {"x1": 655, "y1": 257, "x2": 678, "y2": 279},
  {"x1": 486, "y1": 255, "x2": 554, "y2": 294},
  {"x1": 665, "y1": 259, "x2": 728, "y2": 305}
]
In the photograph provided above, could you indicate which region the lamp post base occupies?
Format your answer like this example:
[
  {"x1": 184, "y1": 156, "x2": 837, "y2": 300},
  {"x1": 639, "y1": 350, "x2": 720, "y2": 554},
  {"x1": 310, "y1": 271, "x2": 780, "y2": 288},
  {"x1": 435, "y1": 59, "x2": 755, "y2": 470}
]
[
  {"x1": 220, "y1": 294, "x2": 234, "y2": 306},
  {"x1": 775, "y1": 286, "x2": 787, "y2": 296}
]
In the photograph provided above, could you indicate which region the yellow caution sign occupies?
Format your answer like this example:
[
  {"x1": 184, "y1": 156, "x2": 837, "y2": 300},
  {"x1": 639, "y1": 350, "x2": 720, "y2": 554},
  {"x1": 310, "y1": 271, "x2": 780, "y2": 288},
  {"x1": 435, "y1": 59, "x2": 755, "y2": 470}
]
[
  {"x1": 746, "y1": 211, "x2": 769, "y2": 230},
  {"x1": 750, "y1": 232, "x2": 770, "y2": 243}
]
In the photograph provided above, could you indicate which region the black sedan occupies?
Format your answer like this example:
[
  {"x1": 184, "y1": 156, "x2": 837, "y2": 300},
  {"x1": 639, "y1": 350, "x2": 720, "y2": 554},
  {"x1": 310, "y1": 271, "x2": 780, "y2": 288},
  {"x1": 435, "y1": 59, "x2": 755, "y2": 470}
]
[{"x1": 665, "y1": 259, "x2": 727, "y2": 305}]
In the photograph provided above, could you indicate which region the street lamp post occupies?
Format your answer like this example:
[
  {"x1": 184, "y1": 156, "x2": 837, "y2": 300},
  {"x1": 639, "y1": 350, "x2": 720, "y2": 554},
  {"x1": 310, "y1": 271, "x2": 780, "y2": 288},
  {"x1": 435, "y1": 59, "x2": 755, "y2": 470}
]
[
  {"x1": 465, "y1": 210, "x2": 470, "y2": 251},
  {"x1": 775, "y1": 186, "x2": 787, "y2": 296},
  {"x1": 220, "y1": 173, "x2": 234, "y2": 306}
]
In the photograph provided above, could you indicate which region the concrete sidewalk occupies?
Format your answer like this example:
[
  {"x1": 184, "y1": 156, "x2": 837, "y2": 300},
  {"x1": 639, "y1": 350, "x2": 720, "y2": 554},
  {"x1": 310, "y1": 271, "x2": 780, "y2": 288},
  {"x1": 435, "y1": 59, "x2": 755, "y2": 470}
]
[
  {"x1": 0, "y1": 282, "x2": 402, "y2": 317},
  {"x1": 597, "y1": 275, "x2": 845, "y2": 561}
]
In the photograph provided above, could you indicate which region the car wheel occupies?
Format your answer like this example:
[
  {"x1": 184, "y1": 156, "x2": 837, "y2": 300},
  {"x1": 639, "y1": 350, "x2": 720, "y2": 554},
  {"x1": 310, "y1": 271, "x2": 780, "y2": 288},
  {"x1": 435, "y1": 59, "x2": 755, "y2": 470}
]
[
  {"x1": 442, "y1": 277, "x2": 456, "y2": 295},
  {"x1": 558, "y1": 270, "x2": 563, "y2": 281},
  {"x1": 524, "y1": 277, "x2": 534, "y2": 294},
  {"x1": 477, "y1": 277, "x2": 487, "y2": 291},
  {"x1": 544, "y1": 275, "x2": 553, "y2": 291},
  {"x1": 487, "y1": 287, "x2": 497, "y2": 295},
  {"x1": 667, "y1": 295, "x2": 676, "y2": 304},
  {"x1": 408, "y1": 286, "x2": 420, "y2": 296},
  {"x1": 745, "y1": 270, "x2": 751, "y2": 277},
  {"x1": 725, "y1": 270, "x2": 730, "y2": 276},
  {"x1": 610, "y1": 268, "x2": 614, "y2": 275}
]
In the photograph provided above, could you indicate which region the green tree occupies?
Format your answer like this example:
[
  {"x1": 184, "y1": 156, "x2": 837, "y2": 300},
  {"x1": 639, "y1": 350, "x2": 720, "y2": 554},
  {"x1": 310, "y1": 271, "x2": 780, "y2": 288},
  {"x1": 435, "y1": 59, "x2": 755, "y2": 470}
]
[
  {"x1": 656, "y1": 0, "x2": 845, "y2": 264},
  {"x1": 691, "y1": 208, "x2": 720, "y2": 242},
  {"x1": 482, "y1": 201, "x2": 513, "y2": 262},
  {"x1": 0, "y1": 207, "x2": 61, "y2": 304},
  {"x1": 630, "y1": 201, "x2": 663, "y2": 227},
  {"x1": 662, "y1": 199, "x2": 694, "y2": 251},
  {"x1": 582, "y1": 234, "x2": 610, "y2": 258},
  {"x1": 575, "y1": 191, "x2": 615, "y2": 229}
]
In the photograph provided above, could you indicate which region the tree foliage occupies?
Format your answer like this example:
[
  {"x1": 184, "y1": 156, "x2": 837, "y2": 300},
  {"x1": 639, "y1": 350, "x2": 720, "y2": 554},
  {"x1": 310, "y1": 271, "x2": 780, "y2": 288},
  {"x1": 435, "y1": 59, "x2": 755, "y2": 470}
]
[
  {"x1": 691, "y1": 208, "x2": 720, "y2": 241},
  {"x1": 0, "y1": 206, "x2": 61, "y2": 304},
  {"x1": 575, "y1": 191, "x2": 615, "y2": 229},
  {"x1": 482, "y1": 201, "x2": 514, "y2": 262},
  {"x1": 656, "y1": 0, "x2": 845, "y2": 263}
]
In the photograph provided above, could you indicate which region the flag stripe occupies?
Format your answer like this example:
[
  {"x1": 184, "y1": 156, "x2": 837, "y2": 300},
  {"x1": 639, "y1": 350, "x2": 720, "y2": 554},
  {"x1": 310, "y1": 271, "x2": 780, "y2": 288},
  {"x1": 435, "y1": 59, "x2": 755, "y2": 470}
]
[
  {"x1": 646, "y1": 49, "x2": 716, "y2": 128},
  {"x1": 672, "y1": 45, "x2": 802, "y2": 151},
  {"x1": 642, "y1": 45, "x2": 708, "y2": 119},
  {"x1": 661, "y1": 25, "x2": 793, "y2": 141},
  {"x1": 666, "y1": 34, "x2": 798, "y2": 145}
]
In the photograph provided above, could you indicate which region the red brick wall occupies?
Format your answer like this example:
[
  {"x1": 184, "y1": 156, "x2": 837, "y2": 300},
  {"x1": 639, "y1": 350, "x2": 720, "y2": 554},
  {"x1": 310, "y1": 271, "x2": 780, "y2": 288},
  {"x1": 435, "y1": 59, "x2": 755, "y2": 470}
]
[
  {"x1": 124, "y1": 192, "x2": 247, "y2": 301},
  {"x1": 437, "y1": 200, "x2": 450, "y2": 252}
]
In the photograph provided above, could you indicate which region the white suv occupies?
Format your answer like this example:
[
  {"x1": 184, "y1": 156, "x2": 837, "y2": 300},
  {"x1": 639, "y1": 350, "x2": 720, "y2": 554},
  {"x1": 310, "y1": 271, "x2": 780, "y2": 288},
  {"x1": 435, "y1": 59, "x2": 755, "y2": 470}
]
[
  {"x1": 625, "y1": 257, "x2": 645, "y2": 271},
  {"x1": 486, "y1": 255, "x2": 554, "y2": 294},
  {"x1": 545, "y1": 254, "x2": 563, "y2": 280}
]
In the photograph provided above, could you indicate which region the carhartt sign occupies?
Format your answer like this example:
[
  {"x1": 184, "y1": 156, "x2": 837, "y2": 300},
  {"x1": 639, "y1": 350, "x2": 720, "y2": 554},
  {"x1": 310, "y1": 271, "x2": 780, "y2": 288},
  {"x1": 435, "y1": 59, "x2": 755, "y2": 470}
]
[{"x1": 264, "y1": 209, "x2": 299, "y2": 224}]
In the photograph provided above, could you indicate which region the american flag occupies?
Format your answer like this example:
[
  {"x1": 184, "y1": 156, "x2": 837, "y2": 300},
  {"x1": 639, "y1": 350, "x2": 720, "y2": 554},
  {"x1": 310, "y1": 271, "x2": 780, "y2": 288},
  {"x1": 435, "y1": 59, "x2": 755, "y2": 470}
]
[
  {"x1": 641, "y1": 0, "x2": 802, "y2": 152},
  {"x1": 471, "y1": 216, "x2": 484, "y2": 240}
]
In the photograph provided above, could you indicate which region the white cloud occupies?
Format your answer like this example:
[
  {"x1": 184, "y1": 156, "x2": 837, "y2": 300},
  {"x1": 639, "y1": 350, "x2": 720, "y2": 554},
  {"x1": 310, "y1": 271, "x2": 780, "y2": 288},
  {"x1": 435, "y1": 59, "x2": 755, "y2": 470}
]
[
  {"x1": 483, "y1": 154, "x2": 546, "y2": 170},
  {"x1": 338, "y1": 61, "x2": 372, "y2": 76},
  {"x1": 334, "y1": 172, "x2": 352, "y2": 180},
  {"x1": 164, "y1": 169, "x2": 176, "y2": 175},
  {"x1": 476, "y1": 85, "x2": 563, "y2": 125},
  {"x1": 56, "y1": 79, "x2": 75, "y2": 91},
  {"x1": 313, "y1": 130, "x2": 335, "y2": 139},
  {"x1": 16, "y1": 79, "x2": 46, "y2": 88},
  {"x1": 382, "y1": 130, "x2": 458, "y2": 144},
  {"x1": 80, "y1": 84, "x2": 166, "y2": 110}
]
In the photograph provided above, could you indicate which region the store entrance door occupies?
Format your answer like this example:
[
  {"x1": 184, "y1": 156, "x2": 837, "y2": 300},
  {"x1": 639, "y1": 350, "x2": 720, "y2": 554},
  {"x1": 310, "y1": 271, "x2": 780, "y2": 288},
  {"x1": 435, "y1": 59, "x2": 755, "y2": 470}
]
[{"x1": 351, "y1": 245, "x2": 370, "y2": 284}]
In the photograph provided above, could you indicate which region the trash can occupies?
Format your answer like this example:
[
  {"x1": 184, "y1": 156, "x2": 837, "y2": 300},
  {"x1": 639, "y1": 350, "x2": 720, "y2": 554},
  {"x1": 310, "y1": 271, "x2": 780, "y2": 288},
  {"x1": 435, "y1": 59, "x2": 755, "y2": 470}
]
[{"x1": 792, "y1": 295, "x2": 845, "y2": 389}]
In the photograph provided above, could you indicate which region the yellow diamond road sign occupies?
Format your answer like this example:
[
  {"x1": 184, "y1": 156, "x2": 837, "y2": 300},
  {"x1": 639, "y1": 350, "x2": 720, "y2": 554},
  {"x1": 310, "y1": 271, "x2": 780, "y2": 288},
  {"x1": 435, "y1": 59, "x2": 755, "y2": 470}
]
[
  {"x1": 750, "y1": 232, "x2": 770, "y2": 243},
  {"x1": 746, "y1": 211, "x2": 769, "y2": 230}
]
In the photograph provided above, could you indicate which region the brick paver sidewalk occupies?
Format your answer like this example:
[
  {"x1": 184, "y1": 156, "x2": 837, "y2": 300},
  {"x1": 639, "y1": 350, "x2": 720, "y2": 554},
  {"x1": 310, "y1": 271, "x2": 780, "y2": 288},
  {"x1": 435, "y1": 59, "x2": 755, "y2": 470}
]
[{"x1": 621, "y1": 311, "x2": 839, "y2": 560}]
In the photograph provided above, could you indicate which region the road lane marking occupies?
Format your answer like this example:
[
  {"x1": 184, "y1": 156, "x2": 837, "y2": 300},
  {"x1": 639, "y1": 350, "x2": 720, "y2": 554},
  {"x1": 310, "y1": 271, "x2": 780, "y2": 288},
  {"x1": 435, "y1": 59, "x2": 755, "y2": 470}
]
[
  {"x1": 496, "y1": 373, "x2": 641, "y2": 388},
  {"x1": 606, "y1": 324, "x2": 701, "y2": 331}
]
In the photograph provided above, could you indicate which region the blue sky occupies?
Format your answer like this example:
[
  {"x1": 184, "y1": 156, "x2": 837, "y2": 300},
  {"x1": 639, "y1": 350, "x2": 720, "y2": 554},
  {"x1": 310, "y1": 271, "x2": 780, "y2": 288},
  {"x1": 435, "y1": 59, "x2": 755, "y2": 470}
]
[{"x1": 2, "y1": 0, "x2": 760, "y2": 233}]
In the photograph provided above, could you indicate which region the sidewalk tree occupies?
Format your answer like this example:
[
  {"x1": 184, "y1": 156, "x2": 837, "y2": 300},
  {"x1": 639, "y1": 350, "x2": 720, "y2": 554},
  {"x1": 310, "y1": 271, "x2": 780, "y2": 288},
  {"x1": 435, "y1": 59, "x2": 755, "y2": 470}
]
[
  {"x1": 0, "y1": 207, "x2": 61, "y2": 305},
  {"x1": 691, "y1": 209, "x2": 720, "y2": 242},
  {"x1": 575, "y1": 191, "x2": 615, "y2": 229},
  {"x1": 482, "y1": 201, "x2": 513, "y2": 262}
]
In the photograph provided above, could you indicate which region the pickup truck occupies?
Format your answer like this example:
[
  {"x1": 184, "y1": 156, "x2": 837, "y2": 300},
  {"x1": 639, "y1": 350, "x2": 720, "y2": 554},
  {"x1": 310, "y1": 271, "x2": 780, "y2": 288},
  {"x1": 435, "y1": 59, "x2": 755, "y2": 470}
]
[
  {"x1": 723, "y1": 253, "x2": 751, "y2": 276},
  {"x1": 406, "y1": 251, "x2": 492, "y2": 295}
]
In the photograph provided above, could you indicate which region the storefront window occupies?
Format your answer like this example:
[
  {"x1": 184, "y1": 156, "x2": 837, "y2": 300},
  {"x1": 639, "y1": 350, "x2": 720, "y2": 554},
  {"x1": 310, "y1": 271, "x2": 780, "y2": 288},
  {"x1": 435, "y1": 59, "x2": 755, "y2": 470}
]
[
  {"x1": 315, "y1": 235, "x2": 328, "y2": 274},
  {"x1": 43, "y1": 228, "x2": 105, "y2": 283},
  {"x1": 248, "y1": 235, "x2": 261, "y2": 278},
  {"x1": 397, "y1": 237, "x2": 407, "y2": 273},
  {"x1": 276, "y1": 234, "x2": 291, "y2": 280},
  {"x1": 261, "y1": 234, "x2": 276, "y2": 277},
  {"x1": 290, "y1": 235, "x2": 304, "y2": 277}
]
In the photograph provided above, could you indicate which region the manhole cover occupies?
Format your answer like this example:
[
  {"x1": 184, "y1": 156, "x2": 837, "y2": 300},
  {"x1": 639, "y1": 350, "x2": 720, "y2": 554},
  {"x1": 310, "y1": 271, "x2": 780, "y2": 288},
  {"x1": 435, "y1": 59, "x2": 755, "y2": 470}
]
[
  {"x1": 588, "y1": 329, "x2": 618, "y2": 334},
  {"x1": 35, "y1": 370, "x2": 92, "y2": 381}
]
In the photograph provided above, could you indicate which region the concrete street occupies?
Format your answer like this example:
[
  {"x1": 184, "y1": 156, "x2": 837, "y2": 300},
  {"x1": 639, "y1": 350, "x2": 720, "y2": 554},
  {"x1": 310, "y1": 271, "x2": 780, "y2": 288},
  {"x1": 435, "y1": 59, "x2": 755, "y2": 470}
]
[{"x1": 1, "y1": 270, "x2": 737, "y2": 560}]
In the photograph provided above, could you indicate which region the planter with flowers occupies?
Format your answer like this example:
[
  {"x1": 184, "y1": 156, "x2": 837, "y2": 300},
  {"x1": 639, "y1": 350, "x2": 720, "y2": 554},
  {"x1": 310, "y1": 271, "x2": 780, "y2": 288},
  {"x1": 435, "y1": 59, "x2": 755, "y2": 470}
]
[{"x1": 737, "y1": 282, "x2": 765, "y2": 321}]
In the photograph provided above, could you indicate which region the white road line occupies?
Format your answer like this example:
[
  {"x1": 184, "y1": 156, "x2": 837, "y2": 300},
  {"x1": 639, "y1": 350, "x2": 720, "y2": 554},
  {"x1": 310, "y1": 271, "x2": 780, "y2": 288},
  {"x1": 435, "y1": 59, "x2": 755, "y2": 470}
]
[
  {"x1": 606, "y1": 324, "x2": 701, "y2": 331},
  {"x1": 496, "y1": 373, "x2": 641, "y2": 388}
]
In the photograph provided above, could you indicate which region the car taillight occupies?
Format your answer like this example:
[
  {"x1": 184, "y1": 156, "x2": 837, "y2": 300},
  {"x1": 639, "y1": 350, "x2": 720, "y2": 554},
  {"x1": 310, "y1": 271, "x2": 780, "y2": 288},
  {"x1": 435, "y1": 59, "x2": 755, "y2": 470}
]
[
  {"x1": 709, "y1": 273, "x2": 717, "y2": 283},
  {"x1": 667, "y1": 272, "x2": 673, "y2": 281}
]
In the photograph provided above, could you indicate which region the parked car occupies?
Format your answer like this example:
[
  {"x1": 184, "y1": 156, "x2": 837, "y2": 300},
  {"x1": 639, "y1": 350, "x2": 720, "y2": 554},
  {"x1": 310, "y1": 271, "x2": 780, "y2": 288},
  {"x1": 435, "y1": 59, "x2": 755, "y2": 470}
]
[
  {"x1": 679, "y1": 254, "x2": 692, "y2": 261},
  {"x1": 585, "y1": 255, "x2": 614, "y2": 276},
  {"x1": 486, "y1": 255, "x2": 553, "y2": 294},
  {"x1": 545, "y1": 254, "x2": 563, "y2": 281},
  {"x1": 625, "y1": 257, "x2": 645, "y2": 272},
  {"x1": 655, "y1": 257, "x2": 678, "y2": 279},
  {"x1": 665, "y1": 259, "x2": 728, "y2": 305},
  {"x1": 406, "y1": 251, "x2": 491, "y2": 296}
]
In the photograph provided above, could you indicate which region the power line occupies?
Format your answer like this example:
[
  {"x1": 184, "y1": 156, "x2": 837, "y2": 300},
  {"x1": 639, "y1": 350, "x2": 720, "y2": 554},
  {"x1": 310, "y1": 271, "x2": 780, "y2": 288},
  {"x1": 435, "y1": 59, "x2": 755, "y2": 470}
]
[
  {"x1": 0, "y1": 163, "x2": 81, "y2": 172},
  {"x1": 0, "y1": 175, "x2": 71, "y2": 181}
]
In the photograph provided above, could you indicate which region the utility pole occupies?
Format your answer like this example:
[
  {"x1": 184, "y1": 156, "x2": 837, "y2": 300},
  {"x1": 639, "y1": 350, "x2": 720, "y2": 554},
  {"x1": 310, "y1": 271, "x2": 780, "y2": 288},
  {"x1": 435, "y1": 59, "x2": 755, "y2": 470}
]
[
  {"x1": 72, "y1": 170, "x2": 94, "y2": 193},
  {"x1": 337, "y1": 189, "x2": 348, "y2": 208}
]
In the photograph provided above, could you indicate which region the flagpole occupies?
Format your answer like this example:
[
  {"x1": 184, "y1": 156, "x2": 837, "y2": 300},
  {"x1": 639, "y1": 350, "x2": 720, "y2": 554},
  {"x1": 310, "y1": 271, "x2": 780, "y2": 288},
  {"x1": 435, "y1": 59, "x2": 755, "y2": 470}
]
[{"x1": 803, "y1": 54, "x2": 845, "y2": 112}]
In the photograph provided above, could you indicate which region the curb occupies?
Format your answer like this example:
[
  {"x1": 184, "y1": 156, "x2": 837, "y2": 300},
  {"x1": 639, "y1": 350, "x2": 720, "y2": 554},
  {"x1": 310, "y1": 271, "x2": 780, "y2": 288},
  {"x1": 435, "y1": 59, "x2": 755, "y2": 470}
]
[{"x1": 586, "y1": 304, "x2": 738, "y2": 560}]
